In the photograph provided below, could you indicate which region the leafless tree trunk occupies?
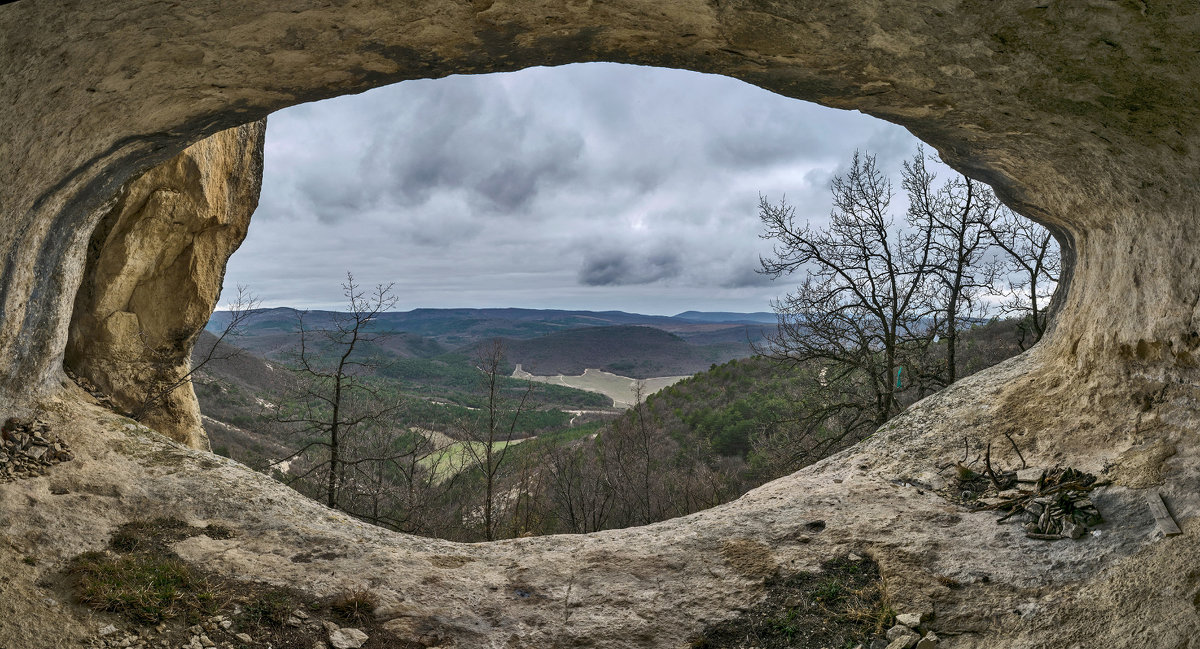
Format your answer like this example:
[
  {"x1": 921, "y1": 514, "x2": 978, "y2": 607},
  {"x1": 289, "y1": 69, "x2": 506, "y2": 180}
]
[
  {"x1": 461, "y1": 339, "x2": 534, "y2": 541},
  {"x1": 757, "y1": 151, "x2": 934, "y2": 434},
  {"x1": 276, "y1": 272, "x2": 400, "y2": 510},
  {"x1": 986, "y1": 210, "x2": 1061, "y2": 349},
  {"x1": 903, "y1": 147, "x2": 1001, "y2": 386}
]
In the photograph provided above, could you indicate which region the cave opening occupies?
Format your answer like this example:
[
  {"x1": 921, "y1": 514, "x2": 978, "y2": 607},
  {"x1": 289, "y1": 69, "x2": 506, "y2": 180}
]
[
  {"x1": 8, "y1": 4, "x2": 1200, "y2": 644},
  {"x1": 147, "y1": 63, "x2": 1056, "y2": 543}
]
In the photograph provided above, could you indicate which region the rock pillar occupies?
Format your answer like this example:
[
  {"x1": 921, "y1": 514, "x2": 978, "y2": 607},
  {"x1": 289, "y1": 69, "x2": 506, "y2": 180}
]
[{"x1": 64, "y1": 122, "x2": 266, "y2": 449}]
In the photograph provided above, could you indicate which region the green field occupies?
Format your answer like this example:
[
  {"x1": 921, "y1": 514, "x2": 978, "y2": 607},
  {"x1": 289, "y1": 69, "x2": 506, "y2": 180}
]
[{"x1": 417, "y1": 435, "x2": 528, "y2": 483}]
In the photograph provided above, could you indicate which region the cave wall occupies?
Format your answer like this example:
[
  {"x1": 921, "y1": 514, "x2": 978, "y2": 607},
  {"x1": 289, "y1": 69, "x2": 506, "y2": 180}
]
[
  {"x1": 63, "y1": 122, "x2": 266, "y2": 449},
  {"x1": 1, "y1": 1, "x2": 1199, "y2": 419}
]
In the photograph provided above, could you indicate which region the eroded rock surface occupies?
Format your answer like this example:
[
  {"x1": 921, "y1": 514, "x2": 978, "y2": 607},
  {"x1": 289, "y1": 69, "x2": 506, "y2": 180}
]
[
  {"x1": 64, "y1": 122, "x2": 265, "y2": 449},
  {"x1": 0, "y1": 372, "x2": 1195, "y2": 648},
  {"x1": 2, "y1": 2, "x2": 1200, "y2": 647},
  {"x1": 1, "y1": 2, "x2": 1199, "y2": 410}
]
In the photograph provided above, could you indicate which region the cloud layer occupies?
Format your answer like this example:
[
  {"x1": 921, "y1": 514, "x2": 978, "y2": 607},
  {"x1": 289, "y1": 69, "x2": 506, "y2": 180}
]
[{"x1": 223, "y1": 63, "x2": 936, "y2": 314}]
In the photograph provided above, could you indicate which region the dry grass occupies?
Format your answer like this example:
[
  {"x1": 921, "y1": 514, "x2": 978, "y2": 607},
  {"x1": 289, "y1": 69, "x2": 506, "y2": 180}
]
[
  {"x1": 691, "y1": 555, "x2": 895, "y2": 649},
  {"x1": 330, "y1": 589, "x2": 378, "y2": 624}
]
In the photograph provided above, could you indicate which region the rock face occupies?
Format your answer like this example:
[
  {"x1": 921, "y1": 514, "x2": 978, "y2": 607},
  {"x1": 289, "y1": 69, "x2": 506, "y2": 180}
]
[
  {"x1": 2, "y1": 2, "x2": 1200, "y2": 648},
  {"x1": 64, "y1": 122, "x2": 265, "y2": 449},
  {"x1": 0, "y1": 2, "x2": 1198, "y2": 414}
]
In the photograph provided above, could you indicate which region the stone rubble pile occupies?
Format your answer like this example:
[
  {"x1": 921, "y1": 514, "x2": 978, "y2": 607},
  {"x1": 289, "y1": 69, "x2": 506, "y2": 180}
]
[
  {"x1": 0, "y1": 417, "x2": 73, "y2": 482},
  {"x1": 88, "y1": 612, "x2": 370, "y2": 649},
  {"x1": 66, "y1": 368, "x2": 120, "y2": 412},
  {"x1": 856, "y1": 610, "x2": 938, "y2": 649}
]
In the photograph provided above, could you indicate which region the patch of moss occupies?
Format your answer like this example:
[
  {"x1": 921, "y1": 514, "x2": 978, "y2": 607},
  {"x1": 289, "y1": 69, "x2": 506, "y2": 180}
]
[
  {"x1": 692, "y1": 555, "x2": 894, "y2": 649},
  {"x1": 64, "y1": 518, "x2": 402, "y2": 646},
  {"x1": 241, "y1": 587, "x2": 299, "y2": 627}
]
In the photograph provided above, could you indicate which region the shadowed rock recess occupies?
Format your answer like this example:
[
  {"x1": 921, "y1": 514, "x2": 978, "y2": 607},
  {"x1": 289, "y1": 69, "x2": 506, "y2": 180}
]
[{"x1": 1, "y1": 2, "x2": 1198, "y2": 647}]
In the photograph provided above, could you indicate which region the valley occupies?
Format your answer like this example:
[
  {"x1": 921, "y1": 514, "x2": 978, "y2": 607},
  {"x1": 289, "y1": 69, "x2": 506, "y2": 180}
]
[
  {"x1": 193, "y1": 305, "x2": 1029, "y2": 543},
  {"x1": 192, "y1": 307, "x2": 773, "y2": 537}
]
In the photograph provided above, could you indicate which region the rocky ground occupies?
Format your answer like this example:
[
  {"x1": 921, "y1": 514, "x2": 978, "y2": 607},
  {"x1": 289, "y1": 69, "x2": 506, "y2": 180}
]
[{"x1": 0, "y1": 351, "x2": 1196, "y2": 648}]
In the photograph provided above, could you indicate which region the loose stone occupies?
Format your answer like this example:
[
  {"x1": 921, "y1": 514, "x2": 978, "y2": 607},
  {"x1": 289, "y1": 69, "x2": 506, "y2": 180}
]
[
  {"x1": 328, "y1": 627, "x2": 369, "y2": 649},
  {"x1": 895, "y1": 612, "x2": 922, "y2": 628}
]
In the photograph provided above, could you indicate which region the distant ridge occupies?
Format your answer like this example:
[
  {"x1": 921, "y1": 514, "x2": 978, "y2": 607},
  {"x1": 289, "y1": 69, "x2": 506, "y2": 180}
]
[
  {"x1": 501, "y1": 325, "x2": 749, "y2": 378},
  {"x1": 673, "y1": 311, "x2": 777, "y2": 324},
  {"x1": 209, "y1": 307, "x2": 777, "y2": 342}
]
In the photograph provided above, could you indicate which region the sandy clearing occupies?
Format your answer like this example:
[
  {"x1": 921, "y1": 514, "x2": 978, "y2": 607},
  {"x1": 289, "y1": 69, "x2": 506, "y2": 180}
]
[{"x1": 512, "y1": 365, "x2": 689, "y2": 408}]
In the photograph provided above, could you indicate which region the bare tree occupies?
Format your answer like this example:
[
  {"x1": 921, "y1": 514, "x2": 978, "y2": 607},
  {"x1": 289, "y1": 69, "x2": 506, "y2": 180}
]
[
  {"x1": 546, "y1": 440, "x2": 615, "y2": 533},
  {"x1": 275, "y1": 272, "x2": 401, "y2": 509},
  {"x1": 460, "y1": 339, "x2": 535, "y2": 541},
  {"x1": 987, "y1": 210, "x2": 1061, "y2": 349},
  {"x1": 757, "y1": 151, "x2": 935, "y2": 435},
  {"x1": 903, "y1": 147, "x2": 1002, "y2": 386},
  {"x1": 132, "y1": 285, "x2": 260, "y2": 422},
  {"x1": 591, "y1": 382, "x2": 670, "y2": 527}
]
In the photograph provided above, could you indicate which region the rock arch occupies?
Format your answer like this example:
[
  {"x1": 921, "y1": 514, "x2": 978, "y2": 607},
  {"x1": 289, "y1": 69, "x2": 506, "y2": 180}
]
[
  {"x1": 3, "y1": 2, "x2": 1200, "y2": 646},
  {"x1": 3, "y1": 1, "x2": 1199, "y2": 423}
]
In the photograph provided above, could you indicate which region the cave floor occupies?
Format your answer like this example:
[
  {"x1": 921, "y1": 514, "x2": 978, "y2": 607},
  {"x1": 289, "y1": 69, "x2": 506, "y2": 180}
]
[{"x1": 1, "y1": 354, "x2": 1197, "y2": 648}]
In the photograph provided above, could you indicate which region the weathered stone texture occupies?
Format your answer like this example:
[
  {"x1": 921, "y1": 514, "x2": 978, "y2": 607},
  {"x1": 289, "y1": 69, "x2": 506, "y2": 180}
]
[
  {"x1": 63, "y1": 122, "x2": 265, "y2": 449},
  {"x1": 2, "y1": 1, "x2": 1200, "y2": 647},
  {"x1": 1, "y1": 1, "x2": 1199, "y2": 411}
]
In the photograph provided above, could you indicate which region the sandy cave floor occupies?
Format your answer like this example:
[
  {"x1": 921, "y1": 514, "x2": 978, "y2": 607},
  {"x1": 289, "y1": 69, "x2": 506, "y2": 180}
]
[{"x1": 0, "y1": 353, "x2": 1198, "y2": 648}]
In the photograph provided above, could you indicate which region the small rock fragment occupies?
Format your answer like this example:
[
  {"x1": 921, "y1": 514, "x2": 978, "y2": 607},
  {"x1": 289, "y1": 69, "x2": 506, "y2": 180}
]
[
  {"x1": 1016, "y1": 468, "x2": 1044, "y2": 483},
  {"x1": 895, "y1": 612, "x2": 922, "y2": 628},
  {"x1": 235, "y1": 634, "x2": 252, "y2": 643},
  {"x1": 328, "y1": 627, "x2": 369, "y2": 649},
  {"x1": 1063, "y1": 521, "x2": 1086, "y2": 539},
  {"x1": 916, "y1": 632, "x2": 939, "y2": 648},
  {"x1": 286, "y1": 616, "x2": 303, "y2": 627},
  {"x1": 886, "y1": 624, "x2": 919, "y2": 646},
  {"x1": 99, "y1": 625, "x2": 118, "y2": 637}
]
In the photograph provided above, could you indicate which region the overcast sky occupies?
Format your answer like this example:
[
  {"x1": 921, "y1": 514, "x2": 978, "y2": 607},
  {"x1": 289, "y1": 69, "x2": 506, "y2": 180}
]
[{"x1": 221, "y1": 62, "x2": 939, "y2": 315}]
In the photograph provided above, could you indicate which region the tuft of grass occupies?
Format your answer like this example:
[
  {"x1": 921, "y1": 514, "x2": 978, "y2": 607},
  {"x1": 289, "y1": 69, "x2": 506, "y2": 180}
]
[
  {"x1": 203, "y1": 524, "x2": 235, "y2": 540},
  {"x1": 691, "y1": 555, "x2": 895, "y2": 649},
  {"x1": 812, "y1": 577, "x2": 846, "y2": 604},
  {"x1": 68, "y1": 550, "x2": 224, "y2": 624},
  {"x1": 109, "y1": 517, "x2": 192, "y2": 553},
  {"x1": 241, "y1": 587, "x2": 298, "y2": 627},
  {"x1": 330, "y1": 589, "x2": 378, "y2": 624}
]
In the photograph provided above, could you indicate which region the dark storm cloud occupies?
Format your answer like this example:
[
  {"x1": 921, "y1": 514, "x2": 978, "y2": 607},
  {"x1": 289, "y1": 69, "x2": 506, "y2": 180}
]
[
  {"x1": 578, "y1": 246, "x2": 683, "y2": 286},
  {"x1": 227, "y1": 63, "x2": 940, "y2": 313}
]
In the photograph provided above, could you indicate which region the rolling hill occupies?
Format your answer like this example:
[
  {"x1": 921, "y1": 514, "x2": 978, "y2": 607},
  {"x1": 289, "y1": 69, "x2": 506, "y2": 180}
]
[
  {"x1": 500, "y1": 325, "x2": 750, "y2": 378},
  {"x1": 208, "y1": 306, "x2": 775, "y2": 348}
]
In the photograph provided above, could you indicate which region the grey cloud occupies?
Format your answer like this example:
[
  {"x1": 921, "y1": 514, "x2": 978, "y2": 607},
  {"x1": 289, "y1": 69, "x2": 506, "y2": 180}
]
[
  {"x1": 721, "y1": 263, "x2": 775, "y2": 288},
  {"x1": 231, "y1": 63, "x2": 931, "y2": 314},
  {"x1": 579, "y1": 247, "x2": 683, "y2": 286}
]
